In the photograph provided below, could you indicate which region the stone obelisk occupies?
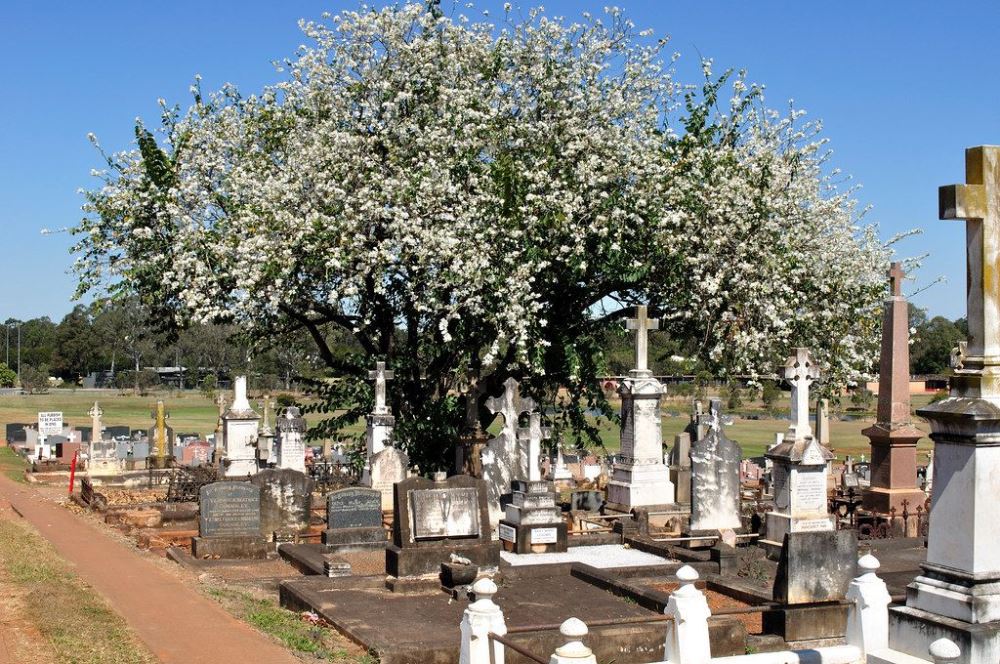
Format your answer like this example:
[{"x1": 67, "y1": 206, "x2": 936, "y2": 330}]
[{"x1": 862, "y1": 262, "x2": 926, "y2": 514}]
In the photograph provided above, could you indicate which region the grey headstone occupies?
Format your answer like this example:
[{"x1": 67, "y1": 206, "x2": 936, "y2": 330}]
[
  {"x1": 327, "y1": 487, "x2": 382, "y2": 530},
  {"x1": 250, "y1": 468, "x2": 313, "y2": 535},
  {"x1": 410, "y1": 486, "x2": 481, "y2": 539},
  {"x1": 199, "y1": 482, "x2": 261, "y2": 537},
  {"x1": 570, "y1": 490, "x2": 604, "y2": 512},
  {"x1": 689, "y1": 401, "x2": 742, "y2": 532},
  {"x1": 774, "y1": 530, "x2": 857, "y2": 603}
]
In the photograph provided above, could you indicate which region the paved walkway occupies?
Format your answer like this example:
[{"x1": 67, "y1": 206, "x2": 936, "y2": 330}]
[{"x1": 0, "y1": 474, "x2": 300, "y2": 664}]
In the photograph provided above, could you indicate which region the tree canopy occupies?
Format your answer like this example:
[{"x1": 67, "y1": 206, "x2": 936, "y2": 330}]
[{"x1": 74, "y1": 3, "x2": 891, "y2": 468}]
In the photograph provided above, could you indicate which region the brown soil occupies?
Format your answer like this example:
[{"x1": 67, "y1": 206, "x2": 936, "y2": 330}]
[{"x1": 651, "y1": 582, "x2": 763, "y2": 634}]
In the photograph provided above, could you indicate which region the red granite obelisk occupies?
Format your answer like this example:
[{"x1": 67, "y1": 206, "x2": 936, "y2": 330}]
[{"x1": 862, "y1": 262, "x2": 926, "y2": 513}]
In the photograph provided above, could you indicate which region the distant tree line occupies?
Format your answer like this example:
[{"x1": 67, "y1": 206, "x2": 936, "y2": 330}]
[{"x1": 1, "y1": 298, "x2": 337, "y2": 391}]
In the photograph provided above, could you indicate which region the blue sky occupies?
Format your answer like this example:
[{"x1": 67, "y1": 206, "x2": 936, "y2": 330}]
[{"x1": 1, "y1": 1, "x2": 997, "y2": 322}]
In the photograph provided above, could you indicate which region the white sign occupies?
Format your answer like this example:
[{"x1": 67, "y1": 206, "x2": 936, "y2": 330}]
[
  {"x1": 38, "y1": 412, "x2": 63, "y2": 436},
  {"x1": 793, "y1": 518, "x2": 834, "y2": 533},
  {"x1": 531, "y1": 527, "x2": 558, "y2": 545},
  {"x1": 499, "y1": 524, "x2": 517, "y2": 543}
]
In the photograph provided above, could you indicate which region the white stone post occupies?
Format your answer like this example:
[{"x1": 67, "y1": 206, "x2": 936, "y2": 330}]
[
  {"x1": 549, "y1": 618, "x2": 597, "y2": 664},
  {"x1": 929, "y1": 638, "x2": 961, "y2": 664},
  {"x1": 663, "y1": 565, "x2": 712, "y2": 664},
  {"x1": 845, "y1": 554, "x2": 891, "y2": 655},
  {"x1": 460, "y1": 578, "x2": 506, "y2": 664}
]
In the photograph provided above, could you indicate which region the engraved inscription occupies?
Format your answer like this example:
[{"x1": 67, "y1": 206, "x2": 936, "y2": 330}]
[
  {"x1": 409, "y1": 487, "x2": 480, "y2": 539},
  {"x1": 200, "y1": 483, "x2": 261, "y2": 537}
]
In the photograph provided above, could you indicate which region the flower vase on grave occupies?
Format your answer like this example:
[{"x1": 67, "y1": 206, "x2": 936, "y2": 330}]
[{"x1": 605, "y1": 306, "x2": 674, "y2": 512}]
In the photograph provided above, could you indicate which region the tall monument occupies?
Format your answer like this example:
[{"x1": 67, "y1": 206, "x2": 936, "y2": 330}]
[
  {"x1": 222, "y1": 376, "x2": 260, "y2": 477},
  {"x1": 862, "y1": 262, "x2": 926, "y2": 514},
  {"x1": 148, "y1": 400, "x2": 173, "y2": 469},
  {"x1": 890, "y1": 146, "x2": 1000, "y2": 662},
  {"x1": 606, "y1": 305, "x2": 674, "y2": 511}
]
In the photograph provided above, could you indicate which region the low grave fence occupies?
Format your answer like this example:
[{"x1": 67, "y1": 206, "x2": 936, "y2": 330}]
[{"x1": 467, "y1": 556, "x2": 957, "y2": 664}]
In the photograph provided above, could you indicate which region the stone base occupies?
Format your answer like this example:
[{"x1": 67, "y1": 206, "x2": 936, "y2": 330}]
[
  {"x1": 905, "y1": 564, "x2": 1000, "y2": 624},
  {"x1": 606, "y1": 462, "x2": 674, "y2": 509},
  {"x1": 498, "y1": 520, "x2": 568, "y2": 554},
  {"x1": 764, "y1": 512, "x2": 834, "y2": 549},
  {"x1": 385, "y1": 540, "x2": 501, "y2": 578},
  {"x1": 889, "y1": 604, "x2": 1000, "y2": 664},
  {"x1": 146, "y1": 455, "x2": 174, "y2": 470},
  {"x1": 322, "y1": 526, "x2": 387, "y2": 552},
  {"x1": 191, "y1": 535, "x2": 272, "y2": 560},
  {"x1": 762, "y1": 603, "x2": 848, "y2": 642},
  {"x1": 223, "y1": 457, "x2": 258, "y2": 477},
  {"x1": 862, "y1": 486, "x2": 927, "y2": 515},
  {"x1": 773, "y1": 530, "x2": 857, "y2": 605}
]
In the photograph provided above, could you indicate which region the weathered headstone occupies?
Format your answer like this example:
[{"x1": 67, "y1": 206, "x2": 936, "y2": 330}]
[
  {"x1": 386, "y1": 475, "x2": 500, "y2": 579},
  {"x1": 551, "y1": 441, "x2": 573, "y2": 482},
  {"x1": 322, "y1": 487, "x2": 385, "y2": 551},
  {"x1": 192, "y1": 482, "x2": 270, "y2": 559},
  {"x1": 480, "y1": 377, "x2": 536, "y2": 527},
  {"x1": 222, "y1": 377, "x2": 260, "y2": 477},
  {"x1": 570, "y1": 490, "x2": 605, "y2": 513},
  {"x1": 687, "y1": 399, "x2": 742, "y2": 534},
  {"x1": 606, "y1": 305, "x2": 674, "y2": 511},
  {"x1": 257, "y1": 395, "x2": 275, "y2": 464},
  {"x1": 274, "y1": 406, "x2": 307, "y2": 473},
  {"x1": 668, "y1": 431, "x2": 692, "y2": 505},
  {"x1": 86, "y1": 401, "x2": 120, "y2": 477},
  {"x1": 369, "y1": 446, "x2": 409, "y2": 511},
  {"x1": 250, "y1": 468, "x2": 313, "y2": 539}
]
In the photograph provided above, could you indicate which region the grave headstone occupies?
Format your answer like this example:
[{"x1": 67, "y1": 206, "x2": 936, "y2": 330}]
[
  {"x1": 222, "y1": 376, "x2": 260, "y2": 477},
  {"x1": 570, "y1": 490, "x2": 605, "y2": 513},
  {"x1": 687, "y1": 399, "x2": 742, "y2": 534},
  {"x1": 764, "y1": 348, "x2": 834, "y2": 549},
  {"x1": 191, "y1": 481, "x2": 270, "y2": 559},
  {"x1": 386, "y1": 474, "x2": 500, "y2": 579},
  {"x1": 323, "y1": 487, "x2": 385, "y2": 551},
  {"x1": 668, "y1": 431, "x2": 692, "y2": 505},
  {"x1": 257, "y1": 395, "x2": 275, "y2": 464},
  {"x1": 480, "y1": 377, "x2": 536, "y2": 527},
  {"x1": 369, "y1": 446, "x2": 409, "y2": 511},
  {"x1": 274, "y1": 406, "x2": 307, "y2": 473},
  {"x1": 606, "y1": 305, "x2": 674, "y2": 511},
  {"x1": 499, "y1": 479, "x2": 567, "y2": 554},
  {"x1": 250, "y1": 468, "x2": 313, "y2": 539}
]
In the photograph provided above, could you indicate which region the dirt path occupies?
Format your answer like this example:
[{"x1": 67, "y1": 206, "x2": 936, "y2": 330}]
[{"x1": 0, "y1": 475, "x2": 300, "y2": 664}]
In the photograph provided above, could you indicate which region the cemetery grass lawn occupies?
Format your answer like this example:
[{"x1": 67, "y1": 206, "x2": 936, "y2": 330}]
[
  {"x1": 0, "y1": 515, "x2": 155, "y2": 664},
  {"x1": 204, "y1": 585, "x2": 376, "y2": 663},
  {"x1": 0, "y1": 445, "x2": 27, "y2": 481}
]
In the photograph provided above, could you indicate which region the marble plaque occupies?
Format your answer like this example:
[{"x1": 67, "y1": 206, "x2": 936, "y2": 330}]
[
  {"x1": 794, "y1": 471, "x2": 826, "y2": 512},
  {"x1": 499, "y1": 523, "x2": 517, "y2": 542},
  {"x1": 793, "y1": 517, "x2": 834, "y2": 533},
  {"x1": 200, "y1": 483, "x2": 261, "y2": 537},
  {"x1": 409, "y1": 487, "x2": 480, "y2": 539},
  {"x1": 531, "y1": 527, "x2": 558, "y2": 544}
]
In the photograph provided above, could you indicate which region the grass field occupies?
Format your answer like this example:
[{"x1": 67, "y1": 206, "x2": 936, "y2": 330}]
[{"x1": 0, "y1": 388, "x2": 938, "y2": 461}]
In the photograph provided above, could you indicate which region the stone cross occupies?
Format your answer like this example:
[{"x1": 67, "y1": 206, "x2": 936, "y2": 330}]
[
  {"x1": 517, "y1": 412, "x2": 552, "y2": 482},
  {"x1": 626, "y1": 305, "x2": 659, "y2": 373},
  {"x1": 888, "y1": 262, "x2": 905, "y2": 297},
  {"x1": 939, "y1": 145, "x2": 1000, "y2": 382},
  {"x1": 784, "y1": 348, "x2": 819, "y2": 442},
  {"x1": 369, "y1": 361, "x2": 394, "y2": 415},
  {"x1": 88, "y1": 401, "x2": 103, "y2": 442}
]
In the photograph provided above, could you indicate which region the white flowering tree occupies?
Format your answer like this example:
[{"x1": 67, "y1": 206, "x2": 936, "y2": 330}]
[{"x1": 75, "y1": 2, "x2": 889, "y2": 468}]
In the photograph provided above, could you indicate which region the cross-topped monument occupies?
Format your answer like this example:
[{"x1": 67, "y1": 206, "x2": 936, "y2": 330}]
[
  {"x1": 89, "y1": 401, "x2": 104, "y2": 442},
  {"x1": 369, "y1": 361, "x2": 394, "y2": 414},
  {"x1": 517, "y1": 411, "x2": 552, "y2": 482},
  {"x1": 888, "y1": 261, "x2": 905, "y2": 297},
  {"x1": 784, "y1": 348, "x2": 819, "y2": 442},
  {"x1": 626, "y1": 305, "x2": 659, "y2": 373},
  {"x1": 938, "y1": 145, "x2": 1000, "y2": 397}
]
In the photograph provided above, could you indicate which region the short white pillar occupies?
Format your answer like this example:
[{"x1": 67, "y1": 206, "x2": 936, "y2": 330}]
[
  {"x1": 549, "y1": 618, "x2": 597, "y2": 664},
  {"x1": 663, "y1": 565, "x2": 712, "y2": 664},
  {"x1": 928, "y1": 638, "x2": 961, "y2": 664},
  {"x1": 845, "y1": 553, "x2": 891, "y2": 655},
  {"x1": 460, "y1": 578, "x2": 506, "y2": 664}
]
